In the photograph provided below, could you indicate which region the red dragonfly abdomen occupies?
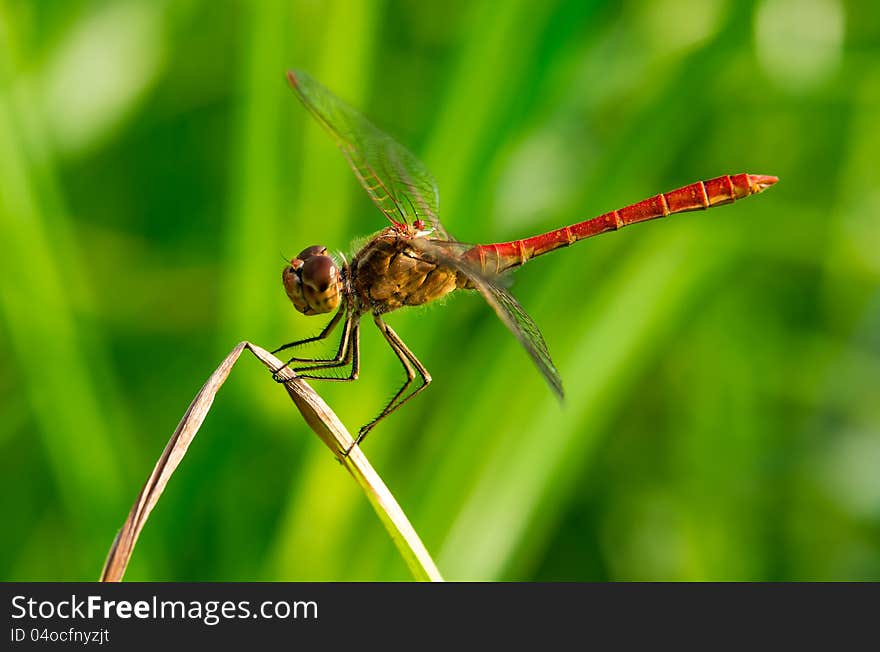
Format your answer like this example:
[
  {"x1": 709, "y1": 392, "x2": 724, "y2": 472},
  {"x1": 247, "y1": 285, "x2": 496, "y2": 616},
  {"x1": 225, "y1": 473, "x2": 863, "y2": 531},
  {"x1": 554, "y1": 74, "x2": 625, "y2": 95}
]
[{"x1": 465, "y1": 173, "x2": 778, "y2": 275}]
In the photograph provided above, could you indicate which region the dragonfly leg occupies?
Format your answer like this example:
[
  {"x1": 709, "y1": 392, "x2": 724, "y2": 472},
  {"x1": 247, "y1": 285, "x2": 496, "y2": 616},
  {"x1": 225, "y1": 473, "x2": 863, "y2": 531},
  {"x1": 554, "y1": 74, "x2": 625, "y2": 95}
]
[
  {"x1": 272, "y1": 307, "x2": 349, "y2": 381},
  {"x1": 291, "y1": 317, "x2": 360, "y2": 382},
  {"x1": 273, "y1": 304, "x2": 346, "y2": 354},
  {"x1": 346, "y1": 314, "x2": 431, "y2": 455}
]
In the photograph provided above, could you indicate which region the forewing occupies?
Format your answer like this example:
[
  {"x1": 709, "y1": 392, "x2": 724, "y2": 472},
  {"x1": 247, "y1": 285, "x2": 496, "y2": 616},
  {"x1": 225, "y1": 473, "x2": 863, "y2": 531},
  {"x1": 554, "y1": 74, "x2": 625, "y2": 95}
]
[
  {"x1": 407, "y1": 238, "x2": 564, "y2": 399},
  {"x1": 287, "y1": 70, "x2": 446, "y2": 237}
]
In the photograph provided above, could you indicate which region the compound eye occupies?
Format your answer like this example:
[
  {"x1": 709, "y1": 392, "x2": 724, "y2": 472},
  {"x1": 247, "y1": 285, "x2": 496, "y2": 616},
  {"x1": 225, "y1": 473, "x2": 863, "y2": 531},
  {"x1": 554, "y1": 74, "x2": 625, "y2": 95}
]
[
  {"x1": 297, "y1": 245, "x2": 327, "y2": 260},
  {"x1": 301, "y1": 255, "x2": 337, "y2": 292}
]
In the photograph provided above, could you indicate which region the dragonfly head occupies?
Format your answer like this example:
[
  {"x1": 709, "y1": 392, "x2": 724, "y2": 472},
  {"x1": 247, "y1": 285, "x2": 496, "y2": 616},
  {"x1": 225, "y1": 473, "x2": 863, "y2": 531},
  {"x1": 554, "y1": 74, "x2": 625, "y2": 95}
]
[{"x1": 283, "y1": 245, "x2": 341, "y2": 316}]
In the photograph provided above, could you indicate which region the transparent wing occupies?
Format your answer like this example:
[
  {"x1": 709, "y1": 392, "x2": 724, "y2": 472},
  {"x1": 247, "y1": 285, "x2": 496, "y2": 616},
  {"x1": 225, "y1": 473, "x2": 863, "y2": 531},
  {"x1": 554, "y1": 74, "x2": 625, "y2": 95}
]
[
  {"x1": 287, "y1": 70, "x2": 446, "y2": 238},
  {"x1": 468, "y1": 275, "x2": 564, "y2": 399},
  {"x1": 407, "y1": 237, "x2": 564, "y2": 399}
]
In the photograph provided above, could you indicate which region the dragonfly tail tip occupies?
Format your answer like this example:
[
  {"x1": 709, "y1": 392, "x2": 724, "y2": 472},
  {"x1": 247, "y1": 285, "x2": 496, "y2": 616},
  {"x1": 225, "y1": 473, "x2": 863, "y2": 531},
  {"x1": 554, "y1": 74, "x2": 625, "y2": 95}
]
[{"x1": 748, "y1": 174, "x2": 779, "y2": 193}]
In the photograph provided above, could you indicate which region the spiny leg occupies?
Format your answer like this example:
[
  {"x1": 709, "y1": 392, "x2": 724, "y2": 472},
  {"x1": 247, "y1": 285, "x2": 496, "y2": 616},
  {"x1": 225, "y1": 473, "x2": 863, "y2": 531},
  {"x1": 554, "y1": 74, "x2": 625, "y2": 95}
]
[
  {"x1": 272, "y1": 306, "x2": 350, "y2": 382},
  {"x1": 372, "y1": 315, "x2": 432, "y2": 416},
  {"x1": 348, "y1": 314, "x2": 431, "y2": 453},
  {"x1": 293, "y1": 317, "x2": 360, "y2": 382},
  {"x1": 273, "y1": 303, "x2": 345, "y2": 355}
]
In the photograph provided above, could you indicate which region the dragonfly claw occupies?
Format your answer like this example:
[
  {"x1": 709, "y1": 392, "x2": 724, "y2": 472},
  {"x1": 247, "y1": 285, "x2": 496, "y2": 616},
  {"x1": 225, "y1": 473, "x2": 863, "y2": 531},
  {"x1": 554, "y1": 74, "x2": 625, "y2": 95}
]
[
  {"x1": 271, "y1": 367, "x2": 291, "y2": 383},
  {"x1": 340, "y1": 427, "x2": 370, "y2": 458}
]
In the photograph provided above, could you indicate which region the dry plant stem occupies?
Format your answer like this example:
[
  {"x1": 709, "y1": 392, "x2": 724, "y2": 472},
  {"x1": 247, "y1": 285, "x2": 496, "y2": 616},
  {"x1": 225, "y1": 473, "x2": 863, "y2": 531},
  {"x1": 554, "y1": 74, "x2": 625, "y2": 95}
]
[{"x1": 100, "y1": 341, "x2": 443, "y2": 582}]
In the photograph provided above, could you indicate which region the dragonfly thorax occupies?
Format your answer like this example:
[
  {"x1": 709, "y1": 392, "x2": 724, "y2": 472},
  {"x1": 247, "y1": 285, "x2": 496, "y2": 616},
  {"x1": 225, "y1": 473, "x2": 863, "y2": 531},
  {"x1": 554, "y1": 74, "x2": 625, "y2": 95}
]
[
  {"x1": 283, "y1": 245, "x2": 342, "y2": 315},
  {"x1": 350, "y1": 231, "x2": 466, "y2": 315}
]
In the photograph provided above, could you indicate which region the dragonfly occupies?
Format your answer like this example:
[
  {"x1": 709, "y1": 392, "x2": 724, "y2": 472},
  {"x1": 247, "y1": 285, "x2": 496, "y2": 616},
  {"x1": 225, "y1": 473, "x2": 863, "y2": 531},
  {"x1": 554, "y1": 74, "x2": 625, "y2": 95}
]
[{"x1": 273, "y1": 69, "x2": 777, "y2": 451}]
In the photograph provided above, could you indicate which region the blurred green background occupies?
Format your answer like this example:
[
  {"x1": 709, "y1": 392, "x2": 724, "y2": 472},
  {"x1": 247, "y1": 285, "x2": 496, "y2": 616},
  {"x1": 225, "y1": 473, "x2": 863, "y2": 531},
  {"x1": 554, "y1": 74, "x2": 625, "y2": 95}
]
[{"x1": 2, "y1": 0, "x2": 878, "y2": 581}]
